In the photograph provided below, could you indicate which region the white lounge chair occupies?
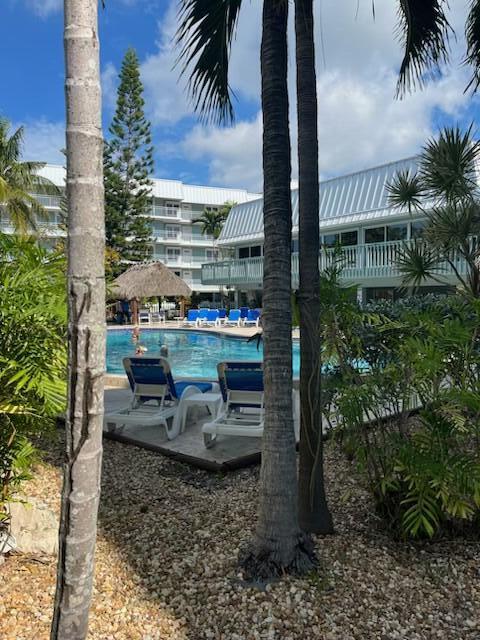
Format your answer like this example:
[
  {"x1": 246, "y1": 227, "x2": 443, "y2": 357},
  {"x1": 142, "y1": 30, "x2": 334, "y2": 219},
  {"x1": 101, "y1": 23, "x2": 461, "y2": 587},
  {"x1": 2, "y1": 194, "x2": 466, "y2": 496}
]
[
  {"x1": 104, "y1": 357, "x2": 217, "y2": 440},
  {"x1": 138, "y1": 309, "x2": 150, "y2": 324},
  {"x1": 202, "y1": 361, "x2": 265, "y2": 447}
]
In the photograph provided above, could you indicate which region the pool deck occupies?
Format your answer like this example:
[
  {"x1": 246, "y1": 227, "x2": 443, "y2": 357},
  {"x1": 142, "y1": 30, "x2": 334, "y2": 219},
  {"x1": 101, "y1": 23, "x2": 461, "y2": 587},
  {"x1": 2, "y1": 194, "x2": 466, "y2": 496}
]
[
  {"x1": 104, "y1": 321, "x2": 300, "y2": 470},
  {"x1": 104, "y1": 388, "x2": 262, "y2": 472}
]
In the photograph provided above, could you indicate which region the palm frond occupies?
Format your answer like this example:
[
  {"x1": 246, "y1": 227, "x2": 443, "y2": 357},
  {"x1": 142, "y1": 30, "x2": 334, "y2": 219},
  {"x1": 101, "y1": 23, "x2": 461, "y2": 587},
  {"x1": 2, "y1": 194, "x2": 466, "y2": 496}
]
[
  {"x1": 396, "y1": 240, "x2": 444, "y2": 287},
  {"x1": 395, "y1": 0, "x2": 452, "y2": 97},
  {"x1": 465, "y1": 0, "x2": 480, "y2": 92},
  {"x1": 387, "y1": 169, "x2": 425, "y2": 212},
  {"x1": 175, "y1": 0, "x2": 243, "y2": 124},
  {"x1": 419, "y1": 126, "x2": 480, "y2": 202}
]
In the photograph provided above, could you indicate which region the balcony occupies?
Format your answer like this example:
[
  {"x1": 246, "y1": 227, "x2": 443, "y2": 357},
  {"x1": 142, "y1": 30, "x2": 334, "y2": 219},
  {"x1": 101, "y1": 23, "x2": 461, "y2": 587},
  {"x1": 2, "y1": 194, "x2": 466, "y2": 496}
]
[
  {"x1": 201, "y1": 241, "x2": 468, "y2": 287},
  {"x1": 150, "y1": 206, "x2": 196, "y2": 222},
  {"x1": 153, "y1": 231, "x2": 215, "y2": 245}
]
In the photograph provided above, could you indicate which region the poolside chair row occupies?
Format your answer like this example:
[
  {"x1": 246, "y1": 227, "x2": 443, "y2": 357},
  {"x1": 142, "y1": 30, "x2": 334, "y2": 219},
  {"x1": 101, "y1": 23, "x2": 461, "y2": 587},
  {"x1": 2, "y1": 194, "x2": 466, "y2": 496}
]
[
  {"x1": 104, "y1": 357, "x2": 298, "y2": 448},
  {"x1": 183, "y1": 308, "x2": 261, "y2": 328},
  {"x1": 138, "y1": 309, "x2": 166, "y2": 324}
]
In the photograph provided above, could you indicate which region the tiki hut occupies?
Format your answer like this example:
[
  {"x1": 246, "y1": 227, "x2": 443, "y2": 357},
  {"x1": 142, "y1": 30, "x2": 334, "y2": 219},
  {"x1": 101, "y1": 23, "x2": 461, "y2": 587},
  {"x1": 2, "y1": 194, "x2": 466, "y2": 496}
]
[{"x1": 112, "y1": 261, "x2": 191, "y2": 322}]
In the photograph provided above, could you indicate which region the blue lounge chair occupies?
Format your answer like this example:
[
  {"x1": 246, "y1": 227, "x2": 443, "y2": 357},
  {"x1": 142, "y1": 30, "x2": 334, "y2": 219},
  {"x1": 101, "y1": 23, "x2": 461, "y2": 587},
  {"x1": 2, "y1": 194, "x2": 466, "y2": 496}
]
[
  {"x1": 104, "y1": 357, "x2": 216, "y2": 440},
  {"x1": 216, "y1": 309, "x2": 227, "y2": 325},
  {"x1": 224, "y1": 309, "x2": 242, "y2": 327},
  {"x1": 183, "y1": 309, "x2": 199, "y2": 326},
  {"x1": 202, "y1": 361, "x2": 264, "y2": 447},
  {"x1": 204, "y1": 309, "x2": 219, "y2": 326},
  {"x1": 195, "y1": 308, "x2": 210, "y2": 326},
  {"x1": 243, "y1": 308, "x2": 261, "y2": 327}
]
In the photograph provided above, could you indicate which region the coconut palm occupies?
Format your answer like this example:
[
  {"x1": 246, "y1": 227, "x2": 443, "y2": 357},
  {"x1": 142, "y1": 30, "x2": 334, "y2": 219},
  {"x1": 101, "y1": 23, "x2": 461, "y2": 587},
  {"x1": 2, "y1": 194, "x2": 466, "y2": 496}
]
[
  {"x1": 387, "y1": 126, "x2": 480, "y2": 297},
  {"x1": 192, "y1": 208, "x2": 225, "y2": 240},
  {"x1": 295, "y1": 0, "x2": 333, "y2": 534},
  {"x1": 0, "y1": 118, "x2": 58, "y2": 234},
  {"x1": 176, "y1": 0, "x2": 315, "y2": 578},
  {"x1": 51, "y1": 0, "x2": 106, "y2": 637}
]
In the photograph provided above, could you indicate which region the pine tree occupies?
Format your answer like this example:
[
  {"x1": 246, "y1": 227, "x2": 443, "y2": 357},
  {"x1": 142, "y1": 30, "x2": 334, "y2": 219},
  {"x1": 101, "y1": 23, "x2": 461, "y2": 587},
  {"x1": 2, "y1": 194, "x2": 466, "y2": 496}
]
[{"x1": 104, "y1": 48, "x2": 154, "y2": 270}]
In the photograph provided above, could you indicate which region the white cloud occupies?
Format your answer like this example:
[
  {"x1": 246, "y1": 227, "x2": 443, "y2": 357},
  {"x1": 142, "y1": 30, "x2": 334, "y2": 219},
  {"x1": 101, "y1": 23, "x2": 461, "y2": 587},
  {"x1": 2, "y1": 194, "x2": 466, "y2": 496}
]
[
  {"x1": 171, "y1": 0, "x2": 476, "y2": 191},
  {"x1": 24, "y1": 0, "x2": 61, "y2": 17},
  {"x1": 18, "y1": 119, "x2": 65, "y2": 164}
]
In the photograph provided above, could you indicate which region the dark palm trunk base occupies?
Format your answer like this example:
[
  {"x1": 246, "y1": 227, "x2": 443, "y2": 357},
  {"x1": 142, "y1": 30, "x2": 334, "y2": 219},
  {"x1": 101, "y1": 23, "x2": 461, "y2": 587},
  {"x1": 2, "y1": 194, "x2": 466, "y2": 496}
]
[{"x1": 239, "y1": 0, "x2": 316, "y2": 581}]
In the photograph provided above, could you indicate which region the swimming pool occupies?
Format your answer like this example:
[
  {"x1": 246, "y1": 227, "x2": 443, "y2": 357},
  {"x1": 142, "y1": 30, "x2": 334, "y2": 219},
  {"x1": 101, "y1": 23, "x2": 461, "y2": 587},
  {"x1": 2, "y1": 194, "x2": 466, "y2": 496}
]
[{"x1": 107, "y1": 329, "x2": 300, "y2": 378}]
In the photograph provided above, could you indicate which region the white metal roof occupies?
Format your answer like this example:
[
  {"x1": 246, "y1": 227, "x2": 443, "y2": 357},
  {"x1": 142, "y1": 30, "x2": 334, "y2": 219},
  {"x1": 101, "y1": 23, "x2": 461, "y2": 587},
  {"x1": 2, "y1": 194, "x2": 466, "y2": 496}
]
[
  {"x1": 218, "y1": 157, "x2": 418, "y2": 245},
  {"x1": 36, "y1": 164, "x2": 260, "y2": 205}
]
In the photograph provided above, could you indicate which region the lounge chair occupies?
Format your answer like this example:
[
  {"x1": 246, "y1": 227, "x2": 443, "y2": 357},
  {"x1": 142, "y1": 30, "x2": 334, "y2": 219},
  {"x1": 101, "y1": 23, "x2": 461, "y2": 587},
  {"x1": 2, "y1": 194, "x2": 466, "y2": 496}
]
[
  {"x1": 216, "y1": 309, "x2": 227, "y2": 325},
  {"x1": 104, "y1": 356, "x2": 216, "y2": 440},
  {"x1": 204, "y1": 309, "x2": 219, "y2": 326},
  {"x1": 151, "y1": 310, "x2": 166, "y2": 324},
  {"x1": 202, "y1": 361, "x2": 264, "y2": 447},
  {"x1": 183, "y1": 309, "x2": 199, "y2": 326},
  {"x1": 243, "y1": 309, "x2": 261, "y2": 327},
  {"x1": 195, "y1": 308, "x2": 210, "y2": 326},
  {"x1": 224, "y1": 309, "x2": 243, "y2": 327},
  {"x1": 138, "y1": 309, "x2": 150, "y2": 324}
]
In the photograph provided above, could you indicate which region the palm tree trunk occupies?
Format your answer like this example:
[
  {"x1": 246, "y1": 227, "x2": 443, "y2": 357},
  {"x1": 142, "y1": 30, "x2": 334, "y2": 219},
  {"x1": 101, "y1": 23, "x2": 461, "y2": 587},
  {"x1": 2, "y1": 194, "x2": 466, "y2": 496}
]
[
  {"x1": 295, "y1": 0, "x2": 334, "y2": 534},
  {"x1": 51, "y1": 1, "x2": 105, "y2": 638},
  {"x1": 240, "y1": 0, "x2": 315, "y2": 581}
]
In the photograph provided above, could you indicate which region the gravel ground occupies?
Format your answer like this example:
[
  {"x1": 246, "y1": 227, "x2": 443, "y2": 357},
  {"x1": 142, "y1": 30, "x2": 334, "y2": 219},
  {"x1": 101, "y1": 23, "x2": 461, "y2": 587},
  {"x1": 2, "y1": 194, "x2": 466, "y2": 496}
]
[{"x1": 1, "y1": 434, "x2": 479, "y2": 640}]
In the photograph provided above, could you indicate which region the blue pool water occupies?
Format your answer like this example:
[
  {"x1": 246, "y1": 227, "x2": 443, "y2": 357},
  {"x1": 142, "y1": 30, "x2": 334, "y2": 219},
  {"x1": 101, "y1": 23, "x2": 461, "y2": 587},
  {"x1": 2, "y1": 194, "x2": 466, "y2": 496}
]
[{"x1": 107, "y1": 329, "x2": 301, "y2": 378}]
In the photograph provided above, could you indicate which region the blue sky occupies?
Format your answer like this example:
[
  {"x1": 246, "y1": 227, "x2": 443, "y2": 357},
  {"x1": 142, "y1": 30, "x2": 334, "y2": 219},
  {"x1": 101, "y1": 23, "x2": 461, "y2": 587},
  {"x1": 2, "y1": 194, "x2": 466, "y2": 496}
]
[{"x1": 3, "y1": 1, "x2": 479, "y2": 192}]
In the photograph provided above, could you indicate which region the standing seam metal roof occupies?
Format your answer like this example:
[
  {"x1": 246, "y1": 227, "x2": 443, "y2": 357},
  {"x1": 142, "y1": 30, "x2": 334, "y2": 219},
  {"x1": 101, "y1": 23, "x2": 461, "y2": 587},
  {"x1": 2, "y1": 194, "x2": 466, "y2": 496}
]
[{"x1": 218, "y1": 157, "x2": 418, "y2": 245}]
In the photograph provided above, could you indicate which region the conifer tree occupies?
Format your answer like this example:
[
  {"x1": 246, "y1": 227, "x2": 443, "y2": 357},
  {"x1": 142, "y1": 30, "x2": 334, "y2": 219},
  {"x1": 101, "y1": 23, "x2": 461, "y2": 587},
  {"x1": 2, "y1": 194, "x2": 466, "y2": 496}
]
[{"x1": 104, "y1": 48, "x2": 154, "y2": 269}]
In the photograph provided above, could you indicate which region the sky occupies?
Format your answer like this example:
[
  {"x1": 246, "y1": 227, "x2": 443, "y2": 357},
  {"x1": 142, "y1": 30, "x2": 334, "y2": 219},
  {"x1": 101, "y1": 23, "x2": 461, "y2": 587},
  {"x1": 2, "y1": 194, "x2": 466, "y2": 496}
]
[{"x1": 2, "y1": 0, "x2": 479, "y2": 193}]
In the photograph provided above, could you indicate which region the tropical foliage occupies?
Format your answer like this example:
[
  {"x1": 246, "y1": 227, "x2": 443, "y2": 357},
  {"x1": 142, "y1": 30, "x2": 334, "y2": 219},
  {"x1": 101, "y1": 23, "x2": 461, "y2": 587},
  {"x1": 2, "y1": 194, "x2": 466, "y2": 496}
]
[
  {"x1": 104, "y1": 48, "x2": 154, "y2": 272},
  {"x1": 319, "y1": 271, "x2": 480, "y2": 539},
  {"x1": 388, "y1": 127, "x2": 480, "y2": 297},
  {"x1": 0, "y1": 117, "x2": 58, "y2": 234},
  {"x1": 0, "y1": 234, "x2": 66, "y2": 527}
]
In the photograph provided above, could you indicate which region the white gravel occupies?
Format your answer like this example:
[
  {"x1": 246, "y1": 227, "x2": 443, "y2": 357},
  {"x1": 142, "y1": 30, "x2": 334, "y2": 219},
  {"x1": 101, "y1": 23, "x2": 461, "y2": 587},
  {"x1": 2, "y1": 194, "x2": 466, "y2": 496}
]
[{"x1": 1, "y1": 433, "x2": 479, "y2": 639}]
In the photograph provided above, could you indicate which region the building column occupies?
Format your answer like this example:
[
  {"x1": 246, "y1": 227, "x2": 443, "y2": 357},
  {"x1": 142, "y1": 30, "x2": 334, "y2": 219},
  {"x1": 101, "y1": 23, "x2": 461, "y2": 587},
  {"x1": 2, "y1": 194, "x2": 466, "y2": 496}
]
[
  {"x1": 233, "y1": 288, "x2": 239, "y2": 308},
  {"x1": 356, "y1": 286, "x2": 365, "y2": 307}
]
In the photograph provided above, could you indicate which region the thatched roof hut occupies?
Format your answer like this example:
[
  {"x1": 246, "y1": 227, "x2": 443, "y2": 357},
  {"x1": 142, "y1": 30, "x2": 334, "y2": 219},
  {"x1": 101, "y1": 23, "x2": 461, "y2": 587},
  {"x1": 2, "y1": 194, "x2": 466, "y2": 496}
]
[{"x1": 112, "y1": 261, "x2": 192, "y2": 300}]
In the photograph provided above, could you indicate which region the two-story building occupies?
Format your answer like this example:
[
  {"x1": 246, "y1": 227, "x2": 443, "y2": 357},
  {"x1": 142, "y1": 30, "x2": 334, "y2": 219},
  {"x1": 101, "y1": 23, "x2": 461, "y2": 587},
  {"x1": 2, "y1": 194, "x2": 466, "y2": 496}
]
[
  {"x1": 201, "y1": 157, "x2": 459, "y2": 305},
  {"x1": 0, "y1": 164, "x2": 259, "y2": 301}
]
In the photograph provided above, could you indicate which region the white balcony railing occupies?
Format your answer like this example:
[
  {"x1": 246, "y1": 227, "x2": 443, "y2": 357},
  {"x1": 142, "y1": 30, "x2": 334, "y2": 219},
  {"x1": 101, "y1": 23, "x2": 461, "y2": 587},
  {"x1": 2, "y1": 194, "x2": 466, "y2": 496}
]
[{"x1": 201, "y1": 240, "x2": 470, "y2": 287}]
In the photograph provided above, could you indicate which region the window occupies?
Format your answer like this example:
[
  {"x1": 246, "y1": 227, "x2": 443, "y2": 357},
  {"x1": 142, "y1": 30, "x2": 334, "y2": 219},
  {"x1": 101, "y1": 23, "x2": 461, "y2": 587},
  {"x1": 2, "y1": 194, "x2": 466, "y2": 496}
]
[
  {"x1": 205, "y1": 205, "x2": 219, "y2": 212},
  {"x1": 387, "y1": 224, "x2": 407, "y2": 242},
  {"x1": 183, "y1": 270, "x2": 193, "y2": 281},
  {"x1": 239, "y1": 247, "x2": 249, "y2": 259},
  {"x1": 206, "y1": 249, "x2": 218, "y2": 261},
  {"x1": 323, "y1": 233, "x2": 339, "y2": 247},
  {"x1": 411, "y1": 221, "x2": 426, "y2": 239},
  {"x1": 365, "y1": 226, "x2": 385, "y2": 243},
  {"x1": 165, "y1": 224, "x2": 180, "y2": 239},
  {"x1": 166, "y1": 248, "x2": 181, "y2": 263},
  {"x1": 250, "y1": 245, "x2": 262, "y2": 257},
  {"x1": 165, "y1": 202, "x2": 180, "y2": 218},
  {"x1": 340, "y1": 230, "x2": 358, "y2": 246}
]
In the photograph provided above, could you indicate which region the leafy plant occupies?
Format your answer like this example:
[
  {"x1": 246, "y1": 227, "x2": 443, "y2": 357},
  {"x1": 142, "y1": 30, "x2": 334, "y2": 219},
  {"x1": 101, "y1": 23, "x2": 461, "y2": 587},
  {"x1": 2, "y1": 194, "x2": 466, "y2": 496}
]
[{"x1": 0, "y1": 234, "x2": 66, "y2": 526}]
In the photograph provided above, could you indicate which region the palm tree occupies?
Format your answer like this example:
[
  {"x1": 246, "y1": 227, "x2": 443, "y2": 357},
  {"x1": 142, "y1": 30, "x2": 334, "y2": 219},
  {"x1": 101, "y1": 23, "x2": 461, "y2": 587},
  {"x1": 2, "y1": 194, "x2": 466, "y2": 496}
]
[
  {"x1": 390, "y1": 1, "x2": 480, "y2": 95},
  {"x1": 294, "y1": 0, "x2": 333, "y2": 534},
  {"x1": 0, "y1": 118, "x2": 58, "y2": 234},
  {"x1": 51, "y1": 0, "x2": 106, "y2": 637},
  {"x1": 387, "y1": 126, "x2": 480, "y2": 297},
  {"x1": 176, "y1": 0, "x2": 315, "y2": 578}
]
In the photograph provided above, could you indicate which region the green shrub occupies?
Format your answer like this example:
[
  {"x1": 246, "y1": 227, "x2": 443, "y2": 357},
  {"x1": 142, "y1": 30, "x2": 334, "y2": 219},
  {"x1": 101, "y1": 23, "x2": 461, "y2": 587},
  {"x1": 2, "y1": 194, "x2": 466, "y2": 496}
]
[
  {"x1": 0, "y1": 234, "x2": 66, "y2": 527},
  {"x1": 330, "y1": 293, "x2": 480, "y2": 538}
]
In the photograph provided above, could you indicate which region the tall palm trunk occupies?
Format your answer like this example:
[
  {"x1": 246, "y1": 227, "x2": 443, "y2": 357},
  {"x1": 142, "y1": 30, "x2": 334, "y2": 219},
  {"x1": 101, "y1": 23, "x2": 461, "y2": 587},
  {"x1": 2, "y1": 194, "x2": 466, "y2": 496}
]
[
  {"x1": 51, "y1": 1, "x2": 105, "y2": 638},
  {"x1": 295, "y1": 0, "x2": 334, "y2": 534},
  {"x1": 240, "y1": 0, "x2": 315, "y2": 580}
]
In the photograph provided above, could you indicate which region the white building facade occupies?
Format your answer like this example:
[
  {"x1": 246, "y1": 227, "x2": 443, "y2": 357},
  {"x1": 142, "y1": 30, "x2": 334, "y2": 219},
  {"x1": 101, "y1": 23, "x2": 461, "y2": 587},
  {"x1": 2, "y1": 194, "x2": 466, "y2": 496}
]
[
  {"x1": 1, "y1": 164, "x2": 259, "y2": 299},
  {"x1": 201, "y1": 157, "x2": 460, "y2": 305}
]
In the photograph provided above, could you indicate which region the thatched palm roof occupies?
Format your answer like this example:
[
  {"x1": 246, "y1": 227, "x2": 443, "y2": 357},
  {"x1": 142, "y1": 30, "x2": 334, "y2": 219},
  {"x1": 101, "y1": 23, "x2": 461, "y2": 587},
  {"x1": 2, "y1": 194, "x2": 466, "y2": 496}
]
[{"x1": 112, "y1": 261, "x2": 191, "y2": 300}]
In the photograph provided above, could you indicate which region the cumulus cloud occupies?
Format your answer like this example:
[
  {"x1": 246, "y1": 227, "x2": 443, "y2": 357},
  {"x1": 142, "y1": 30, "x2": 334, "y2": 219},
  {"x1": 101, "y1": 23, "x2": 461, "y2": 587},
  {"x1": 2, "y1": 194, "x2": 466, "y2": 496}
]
[
  {"x1": 170, "y1": 0, "x2": 476, "y2": 191},
  {"x1": 18, "y1": 119, "x2": 65, "y2": 164}
]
